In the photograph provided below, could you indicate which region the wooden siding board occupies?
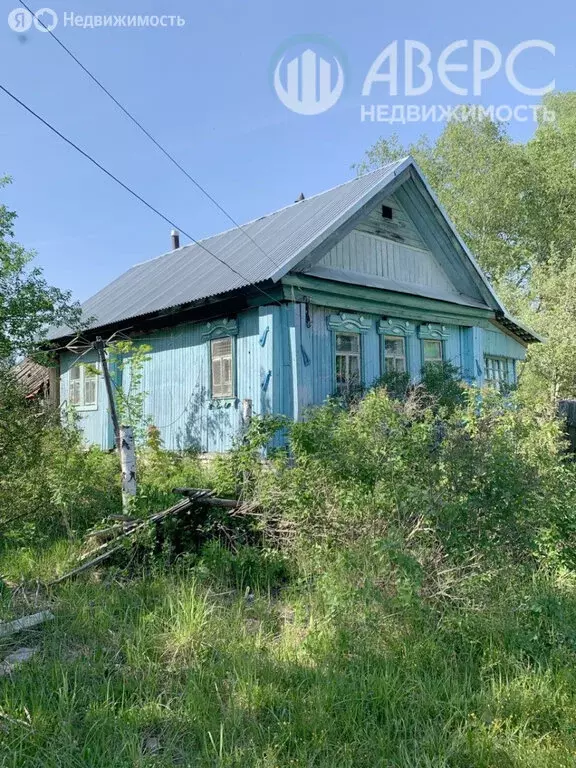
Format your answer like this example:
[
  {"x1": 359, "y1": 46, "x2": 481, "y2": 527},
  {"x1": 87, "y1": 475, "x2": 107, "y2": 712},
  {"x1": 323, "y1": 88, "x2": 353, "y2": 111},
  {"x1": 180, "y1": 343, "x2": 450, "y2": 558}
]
[
  {"x1": 317, "y1": 230, "x2": 457, "y2": 296},
  {"x1": 116, "y1": 311, "x2": 262, "y2": 452},
  {"x1": 395, "y1": 181, "x2": 485, "y2": 303},
  {"x1": 355, "y1": 191, "x2": 428, "y2": 251},
  {"x1": 282, "y1": 275, "x2": 494, "y2": 326},
  {"x1": 483, "y1": 328, "x2": 526, "y2": 360}
]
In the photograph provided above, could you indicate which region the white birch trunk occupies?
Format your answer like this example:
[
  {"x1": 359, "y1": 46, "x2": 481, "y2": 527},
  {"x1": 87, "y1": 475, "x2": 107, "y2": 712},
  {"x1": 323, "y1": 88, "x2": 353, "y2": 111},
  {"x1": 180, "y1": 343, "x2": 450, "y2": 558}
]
[
  {"x1": 120, "y1": 425, "x2": 137, "y2": 511},
  {"x1": 241, "y1": 398, "x2": 253, "y2": 428}
]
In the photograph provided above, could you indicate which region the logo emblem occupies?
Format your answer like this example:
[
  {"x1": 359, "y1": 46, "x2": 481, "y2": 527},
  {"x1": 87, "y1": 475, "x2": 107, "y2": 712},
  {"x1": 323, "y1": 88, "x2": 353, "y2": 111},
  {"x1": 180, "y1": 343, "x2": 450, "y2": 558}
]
[
  {"x1": 33, "y1": 7, "x2": 58, "y2": 31},
  {"x1": 272, "y1": 37, "x2": 345, "y2": 116},
  {"x1": 8, "y1": 7, "x2": 32, "y2": 31},
  {"x1": 8, "y1": 6, "x2": 58, "y2": 32}
]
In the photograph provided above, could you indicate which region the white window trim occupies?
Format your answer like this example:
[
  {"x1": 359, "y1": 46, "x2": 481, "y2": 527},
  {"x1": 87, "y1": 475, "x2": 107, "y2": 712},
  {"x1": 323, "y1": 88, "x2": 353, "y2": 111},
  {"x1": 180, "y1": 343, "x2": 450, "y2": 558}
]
[
  {"x1": 484, "y1": 356, "x2": 509, "y2": 390},
  {"x1": 210, "y1": 336, "x2": 236, "y2": 400},
  {"x1": 383, "y1": 335, "x2": 407, "y2": 374},
  {"x1": 335, "y1": 332, "x2": 362, "y2": 395},
  {"x1": 69, "y1": 364, "x2": 99, "y2": 411}
]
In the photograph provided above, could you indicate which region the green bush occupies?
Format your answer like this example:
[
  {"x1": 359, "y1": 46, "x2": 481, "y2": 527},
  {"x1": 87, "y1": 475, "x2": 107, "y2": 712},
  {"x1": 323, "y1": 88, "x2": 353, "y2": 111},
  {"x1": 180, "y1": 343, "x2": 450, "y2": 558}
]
[
  {"x1": 0, "y1": 369, "x2": 120, "y2": 545},
  {"x1": 254, "y1": 387, "x2": 576, "y2": 570}
]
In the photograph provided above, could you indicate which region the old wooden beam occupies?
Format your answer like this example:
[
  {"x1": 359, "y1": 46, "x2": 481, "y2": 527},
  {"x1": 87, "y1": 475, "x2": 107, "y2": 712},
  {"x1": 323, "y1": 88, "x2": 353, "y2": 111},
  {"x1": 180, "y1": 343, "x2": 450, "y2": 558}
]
[
  {"x1": 0, "y1": 610, "x2": 55, "y2": 638},
  {"x1": 172, "y1": 489, "x2": 239, "y2": 509}
]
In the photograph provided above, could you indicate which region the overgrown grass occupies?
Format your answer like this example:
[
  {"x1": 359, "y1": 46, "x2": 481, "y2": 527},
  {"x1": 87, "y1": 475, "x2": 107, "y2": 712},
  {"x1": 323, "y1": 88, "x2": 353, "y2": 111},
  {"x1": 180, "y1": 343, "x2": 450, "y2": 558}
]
[
  {"x1": 2, "y1": 551, "x2": 576, "y2": 766},
  {"x1": 2, "y1": 384, "x2": 576, "y2": 765}
]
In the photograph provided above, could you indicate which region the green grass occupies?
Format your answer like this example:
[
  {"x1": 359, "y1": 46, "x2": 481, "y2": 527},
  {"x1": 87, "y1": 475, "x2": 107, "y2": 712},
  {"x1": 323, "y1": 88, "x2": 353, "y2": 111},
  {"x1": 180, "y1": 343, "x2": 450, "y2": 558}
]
[{"x1": 1, "y1": 545, "x2": 576, "y2": 767}]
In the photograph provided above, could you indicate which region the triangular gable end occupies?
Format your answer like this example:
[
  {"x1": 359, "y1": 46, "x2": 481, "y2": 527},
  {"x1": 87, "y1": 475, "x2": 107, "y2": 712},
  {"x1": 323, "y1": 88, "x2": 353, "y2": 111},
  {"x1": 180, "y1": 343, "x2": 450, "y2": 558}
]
[{"x1": 277, "y1": 159, "x2": 502, "y2": 313}]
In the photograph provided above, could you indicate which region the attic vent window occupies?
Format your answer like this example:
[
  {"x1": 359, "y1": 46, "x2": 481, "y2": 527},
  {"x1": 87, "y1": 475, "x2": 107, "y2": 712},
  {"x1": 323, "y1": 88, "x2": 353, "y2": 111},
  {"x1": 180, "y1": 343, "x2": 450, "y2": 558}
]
[{"x1": 381, "y1": 205, "x2": 393, "y2": 220}]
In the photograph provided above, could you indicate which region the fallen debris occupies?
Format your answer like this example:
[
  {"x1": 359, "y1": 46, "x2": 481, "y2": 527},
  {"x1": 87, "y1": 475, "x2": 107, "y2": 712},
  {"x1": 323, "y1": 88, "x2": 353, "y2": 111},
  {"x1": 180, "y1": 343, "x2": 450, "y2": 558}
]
[
  {"x1": 49, "y1": 491, "x2": 214, "y2": 587},
  {"x1": 0, "y1": 610, "x2": 54, "y2": 638},
  {"x1": 0, "y1": 647, "x2": 37, "y2": 676},
  {"x1": 108, "y1": 514, "x2": 138, "y2": 523},
  {"x1": 49, "y1": 547, "x2": 124, "y2": 586},
  {"x1": 173, "y1": 488, "x2": 241, "y2": 509}
]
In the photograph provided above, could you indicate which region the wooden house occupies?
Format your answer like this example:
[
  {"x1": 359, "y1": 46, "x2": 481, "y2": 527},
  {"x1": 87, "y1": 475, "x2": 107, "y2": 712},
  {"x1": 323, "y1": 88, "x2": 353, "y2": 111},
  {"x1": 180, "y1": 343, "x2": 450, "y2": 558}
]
[{"x1": 47, "y1": 157, "x2": 539, "y2": 451}]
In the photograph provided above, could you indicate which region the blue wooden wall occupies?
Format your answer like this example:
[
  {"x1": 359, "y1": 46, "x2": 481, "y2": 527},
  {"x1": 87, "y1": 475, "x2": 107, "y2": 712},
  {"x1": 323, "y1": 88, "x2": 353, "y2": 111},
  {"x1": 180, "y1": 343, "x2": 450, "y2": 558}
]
[
  {"x1": 61, "y1": 304, "x2": 528, "y2": 451},
  {"x1": 61, "y1": 307, "x2": 283, "y2": 452},
  {"x1": 60, "y1": 348, "x2": 114, "y2": 449}
]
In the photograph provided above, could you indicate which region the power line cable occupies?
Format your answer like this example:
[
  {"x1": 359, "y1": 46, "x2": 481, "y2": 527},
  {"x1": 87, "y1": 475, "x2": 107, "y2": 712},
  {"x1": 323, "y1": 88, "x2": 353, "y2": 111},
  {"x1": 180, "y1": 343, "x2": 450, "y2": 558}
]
[
  {"x1": 0, "y1": 83, "x2": 283, "y2": 309},
  {"x1": 19, "y1": 0, "x2": 282, "y2": 271}
]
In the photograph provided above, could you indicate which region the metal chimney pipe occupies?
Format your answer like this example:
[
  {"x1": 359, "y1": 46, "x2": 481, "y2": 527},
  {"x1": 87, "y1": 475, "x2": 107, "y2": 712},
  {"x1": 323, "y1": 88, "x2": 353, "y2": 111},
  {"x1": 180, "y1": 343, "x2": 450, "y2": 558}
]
[{"x1": 171, "y1": 229, "x2": 180, "y2": 250}]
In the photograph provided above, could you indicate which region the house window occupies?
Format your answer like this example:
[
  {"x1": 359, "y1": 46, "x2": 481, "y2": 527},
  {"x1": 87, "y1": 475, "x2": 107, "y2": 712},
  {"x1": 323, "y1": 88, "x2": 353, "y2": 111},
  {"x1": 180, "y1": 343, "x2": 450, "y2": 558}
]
[
  {"x1": 384, "y1": 336, "x2": 407, "y2": 373},
  {"x1": 484, "y1": 356, "x2": 508, "y2": 390},
  {"x1": 422, "y1": 339, "x2": 443, "y2": 365},
  {"x1": 69, "y1": 365, "x2": 98, "y2": 408},
  {"x1": 335, "y1": 333, "x2": 361, "y2": 394},
  {"x1": 211, "y1": 337, "x2": 234, "y2": 398}
]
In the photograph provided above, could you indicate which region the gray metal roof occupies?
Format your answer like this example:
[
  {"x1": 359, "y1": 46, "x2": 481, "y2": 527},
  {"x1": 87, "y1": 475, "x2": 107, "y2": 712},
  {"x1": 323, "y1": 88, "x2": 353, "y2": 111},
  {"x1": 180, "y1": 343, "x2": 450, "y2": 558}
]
[
  {"x1": 47, "y1": 157, "x2": 539, "y2": 345},
  {"x1": 48, "y1": 160, "x2": 406, "y2": 338}
]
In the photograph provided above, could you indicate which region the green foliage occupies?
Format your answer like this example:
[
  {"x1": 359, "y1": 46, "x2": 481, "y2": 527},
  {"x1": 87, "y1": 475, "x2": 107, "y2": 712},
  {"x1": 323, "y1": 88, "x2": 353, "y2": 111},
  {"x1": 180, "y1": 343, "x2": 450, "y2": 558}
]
[
  {"x1": 419, "y1": 360, "x2": 467, "y2": 410},
  {"x1": 373, "y1": 368, "x2": 411, "y2": 400},
  {"x1": 107, "y1": 340, "x2": 153, "y2": 442},
  {"x1": 0, "y1": 178, "x2": 81, "y2": 361},
  {"x1": 0, "y1": 367, "x2": 120, "y2": 545},
  {"x1": 256, "y1": 388, "x2": 576, "y2": 568},
  {"x1": 505, "y1": 252, "x2": 576, "y2": 405},
  {"x1": 197, "y1": 541, "x2": 291, "y2": 591},
  {"x1": 210, "y1": 414, "x2": 289, "y2": 497},
  {"x1": 1, "y1": 387, "x2": 576, "y2": 765},
  {"x1": 355, "y1": 95, "x2": 576, "y2": 403}
]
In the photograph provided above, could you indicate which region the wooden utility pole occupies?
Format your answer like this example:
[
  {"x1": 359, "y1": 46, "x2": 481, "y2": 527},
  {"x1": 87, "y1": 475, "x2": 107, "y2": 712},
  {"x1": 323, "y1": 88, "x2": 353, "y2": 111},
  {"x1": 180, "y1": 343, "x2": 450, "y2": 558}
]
[{"x1": 93, "y1": 336, "x2": 120, "y2": 448}]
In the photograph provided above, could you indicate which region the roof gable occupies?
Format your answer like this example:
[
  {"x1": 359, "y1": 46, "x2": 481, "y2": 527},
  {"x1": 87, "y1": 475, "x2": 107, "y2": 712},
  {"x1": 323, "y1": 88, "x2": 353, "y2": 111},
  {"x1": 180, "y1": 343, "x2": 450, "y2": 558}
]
[{"x1": 50, "y1": 157, "x2": 535, "y2": 341}]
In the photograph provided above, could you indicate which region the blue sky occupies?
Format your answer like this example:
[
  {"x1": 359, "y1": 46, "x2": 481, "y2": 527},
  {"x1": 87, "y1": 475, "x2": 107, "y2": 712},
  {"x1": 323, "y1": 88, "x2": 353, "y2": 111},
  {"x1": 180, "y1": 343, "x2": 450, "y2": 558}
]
[{"x1": 0, "y1": 0, "x2": 572, "y2": 302}]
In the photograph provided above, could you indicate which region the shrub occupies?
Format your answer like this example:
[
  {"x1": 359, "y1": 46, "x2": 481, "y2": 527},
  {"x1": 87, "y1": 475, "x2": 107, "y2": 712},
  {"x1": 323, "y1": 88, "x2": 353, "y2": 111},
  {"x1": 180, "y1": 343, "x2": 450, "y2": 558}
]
[
  {"x1": 254, "y1": 387, "x2": 576, "y2": 570},
  {"x1": 0, "y1": 368, "x2": 120, "y2": 544}
]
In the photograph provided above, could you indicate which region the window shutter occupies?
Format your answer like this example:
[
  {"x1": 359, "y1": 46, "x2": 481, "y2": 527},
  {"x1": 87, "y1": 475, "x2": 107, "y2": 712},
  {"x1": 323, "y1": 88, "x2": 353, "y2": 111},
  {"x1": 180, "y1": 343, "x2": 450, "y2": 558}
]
[
  {"x1": 69, "y1": 366, "x2": 81, "y2": 405},
  {"x1": 211, "y1": 337, "x2": 233, "y2": 398},
  {"x1": 84, "y1": 374, "x2": 97, "y2": 406}
]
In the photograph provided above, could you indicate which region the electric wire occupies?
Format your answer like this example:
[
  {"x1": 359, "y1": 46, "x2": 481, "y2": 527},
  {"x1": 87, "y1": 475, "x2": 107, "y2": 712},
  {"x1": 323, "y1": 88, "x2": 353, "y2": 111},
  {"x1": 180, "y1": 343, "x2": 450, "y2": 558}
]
[
  {"x1": 19, "y1": 0, "x2": 282, "y2": 271},
  {"x1": 0, "y1": 83, "x2": 283, "y2": 309}
]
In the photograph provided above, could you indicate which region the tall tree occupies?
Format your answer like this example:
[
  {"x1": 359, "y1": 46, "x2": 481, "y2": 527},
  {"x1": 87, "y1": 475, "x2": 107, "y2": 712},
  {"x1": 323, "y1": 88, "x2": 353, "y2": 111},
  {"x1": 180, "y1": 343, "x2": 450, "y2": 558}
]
[
  {"x1": 0, "y1": 177, "x2": 81, "y2": 361},
  {"x1": 356, "y1": 93, "x2": 576, "y2": 401},
  {"x1": 356, "y1": 97, "x2": 576, "y2": 283}
]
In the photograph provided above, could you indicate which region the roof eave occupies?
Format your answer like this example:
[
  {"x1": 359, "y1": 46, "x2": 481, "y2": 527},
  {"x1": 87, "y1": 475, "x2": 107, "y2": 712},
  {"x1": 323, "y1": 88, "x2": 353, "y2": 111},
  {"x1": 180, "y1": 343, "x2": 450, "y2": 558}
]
[
  {"x1": 494, "y1": 310, "x2": 543, "y2": 344},
  {"x1": 45, "y1": 282, "x2": 279, "y2": 346}
]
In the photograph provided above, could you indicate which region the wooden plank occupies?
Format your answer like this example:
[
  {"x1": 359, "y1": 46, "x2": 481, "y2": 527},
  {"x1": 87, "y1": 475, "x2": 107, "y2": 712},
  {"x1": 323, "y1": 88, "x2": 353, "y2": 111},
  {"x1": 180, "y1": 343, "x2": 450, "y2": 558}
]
[
  {"x1": 282, "y1": 275, "x2": 494, "y2": 324},
  {"x1": 290, "y1": 167, "x2": 413, "y2": 274},
  {"x1": 0, "y1": 611, "x2": 55, "y2": 638},
  {"x1": 49, "y1": 547, "x2": 124, "y2": 586}
]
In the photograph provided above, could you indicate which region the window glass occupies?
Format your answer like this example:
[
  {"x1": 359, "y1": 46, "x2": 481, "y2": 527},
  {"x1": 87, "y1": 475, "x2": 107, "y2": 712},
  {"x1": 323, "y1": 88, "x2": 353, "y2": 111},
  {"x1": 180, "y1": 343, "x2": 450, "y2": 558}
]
[
  {"x1": 423, "y1": 339, "x2": 443, "y2": 364},
  {"x1": 83, "y1": 374, "x2": 97, "y2": 406},
  {"x1": 484, "y1": 356, "x2": 508, "y2": 390},
  {"x1": 335, "y1": 333, "x2": 361, "y2": 394},
  {"x1": 69, "y1": 366, "x2": 81, "y2": 406},
  {"x1": 69, "y1": 365, "x2": 97, "y2": 408},
  {"x1": 384, "y1": 336, "x2": 406, "y2": 373}
]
